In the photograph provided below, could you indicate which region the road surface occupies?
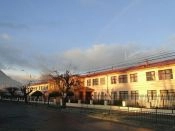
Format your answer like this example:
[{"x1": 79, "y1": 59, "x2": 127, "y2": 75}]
[{"x1": 0, "y1": 101, "x2": 153, "y2": 131}]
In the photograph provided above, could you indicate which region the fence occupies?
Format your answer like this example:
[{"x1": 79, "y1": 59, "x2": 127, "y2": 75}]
[
  {"x1": 75, "y1": 95, "x2": 175, "y2": 109},
  {"x1": 1, "y1": 96, "x2": 175, "y2": 127},
  {"x1": 66, "y1": 102, "x2": 175, "y2": 127}
]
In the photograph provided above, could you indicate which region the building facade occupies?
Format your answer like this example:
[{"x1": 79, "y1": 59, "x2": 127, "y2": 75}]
[
  {"x1": 27, "y1": 77, "x2": 94, "y2": 103},
  {"x1": 83, "y1": 59, "x2": 175, "y2": 108}
]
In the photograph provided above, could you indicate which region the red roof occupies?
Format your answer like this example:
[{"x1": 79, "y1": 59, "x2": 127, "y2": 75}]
[{"x1": 81, "y1": 58, "x2": 175, "y2": 77}]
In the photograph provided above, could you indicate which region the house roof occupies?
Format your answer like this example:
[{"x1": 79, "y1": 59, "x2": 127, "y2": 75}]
[{"x1": 81, "y1": 58, "x2": 175, "y2": 77}]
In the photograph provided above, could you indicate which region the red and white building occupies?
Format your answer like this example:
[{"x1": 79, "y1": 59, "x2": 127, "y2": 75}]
[{"x1": 82, "y1": 59, "x2": 175, "y2": 107}]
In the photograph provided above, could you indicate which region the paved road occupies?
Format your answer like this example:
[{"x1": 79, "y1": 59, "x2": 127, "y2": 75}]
[{"x1": 0, "y1": 101, "x2": 152, "y2": 131}]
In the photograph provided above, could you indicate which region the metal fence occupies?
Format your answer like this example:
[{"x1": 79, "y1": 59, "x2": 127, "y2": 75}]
[
  {"x1": 75, "y1": 95, "x2": 175, "y2": 109},
  {"x1": 1, "y1": 97, "x2": 175, "y2": 128}
]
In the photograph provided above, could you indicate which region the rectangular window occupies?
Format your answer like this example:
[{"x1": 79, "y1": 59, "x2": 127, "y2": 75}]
[
  {"x1": 168, "y1": 90, "x2": 175, "y2": 100},
  {"x1": 131, "y1": 90, "x2": 139, "y2": 100},
  {"x1": 160, "y1": 90, "x2": 169, "y2": 100},
  {"x1": 101, "y1": 92, "x2": 105, "y2": 100},
  {"x1": 93, "y1": 92, "x2": 97, "y2": 100},
  {"x1": 158, "y1": 69, "x2": 173, "y2": 80},
  {"x1": 111, "y1": 91, "x2": 117, "y2": 100},
  {"x1": 160, "y1": 90, "x2": 175, "y2": 100},
  {"x1": 111, "y1": 76, "x2": 117, "y2": 84},
  {"x1": 92, "y1": 78, "x2": 98, "y2": 86},
  {"x1": 130, "y1": 73, "x2": 137, "y2": 82},
  {"x1": 119, "y1": 91, "x2": 128, "y2": 100},
  {"x1": 146, "y1": 71, "x2": 155, "y2": 81},
  {"x1": 119, "y1": 75, "x2": 128, "y2": 83},
  {"x1": 100, "y1": 77, "x2": 105, "y2": 85},
  {"x1": 147, "y1": 90, "x2": 157, "y2": 101},
  {"x1": 87, "y1": 79, "x2": 91, "y2": 86}
]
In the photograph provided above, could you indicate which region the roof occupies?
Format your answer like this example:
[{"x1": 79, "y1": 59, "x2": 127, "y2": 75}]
[
  {"x1": 81, "y1": 58, "x2": 175, "y2": 77},
  {"x1": 30, "y1": 81, "x2": 48, "y2": 86}
]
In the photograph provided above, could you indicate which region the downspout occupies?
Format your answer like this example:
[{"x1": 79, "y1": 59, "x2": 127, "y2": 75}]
[{"x1": 106, "y1": 74, "x2": 109, "y2": 97}]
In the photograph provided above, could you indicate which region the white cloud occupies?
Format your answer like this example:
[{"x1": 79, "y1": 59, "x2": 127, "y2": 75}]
[
  {"x1": 42, "y1": 43, "x2": 141, "y2": 73},
  {"x1": 0, "y1": 33, "x2": 11, "y2": 40},
  {"x1": 1, "y1": 40, "x2": 175, "y2": 80},
  {"x1": 39, "y1": 42, "x2": 175, "y2": 74}
]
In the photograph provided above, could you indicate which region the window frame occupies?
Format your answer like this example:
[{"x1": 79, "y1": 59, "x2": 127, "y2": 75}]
[
  {"x1": 147, "y1": 90, "x2": 157, "y2": 101},
  {"x1": 100, "y1": 77, "x2": 105, "y2": 85},
  {"x1": 111, "y1": 91, "x2": 117, "y2": 100},
  {"x1": 131, "y1": 90, "x2": 139, "y2": 100},
  {"x1": 130, "y1": 73, "x2": 137, "y2": 82},
  {"x1": 158, "y1": 69, "x2": 173, "y2": 80},
  {"x1": 146, "y1": 71, "x2": 155, "y2": 81},
  {"x1": 92, "y1": 78, "x2": 99, "y2": 86},
  {"x1": 111, "y1": 76, "x2": 117, "y2": 84},
  {"x1": 119, "y1": 75, "x2": 128, "y2": 83},
  {"x1": 87, "y1": 79, "x2": 91, "y2": 86},
  {"x1": 119, "y1": 91, "x2": 128, "y2": 100}
]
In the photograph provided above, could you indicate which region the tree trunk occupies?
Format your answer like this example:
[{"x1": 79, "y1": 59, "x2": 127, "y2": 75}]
[
  {"x1": 62, "y1": 97, "x2": 67, "y2": 108},
  {"x1": 47, "y1": 96, "x2": 50, "y2": 106},
  {"x1": 24, "y1": 95, "x2": 28, "y2": 104}
]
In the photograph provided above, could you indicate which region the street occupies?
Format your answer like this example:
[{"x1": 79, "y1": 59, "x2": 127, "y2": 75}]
[{"x1": 0, "y1": 101, "x2": 152, "y2": 131}]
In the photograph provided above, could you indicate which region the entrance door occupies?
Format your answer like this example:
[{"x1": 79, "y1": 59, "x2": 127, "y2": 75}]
[
  {"x1": 79, "y1": 91, "x2": 83, "y2": 100},
  {"x1": 86, "y1": 92, "x2": 91, "y2": 102}
]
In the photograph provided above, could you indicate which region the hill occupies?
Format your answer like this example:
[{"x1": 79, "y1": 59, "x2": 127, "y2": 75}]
[{"x1": 0, "y1": 70, "x2": 22, "y2": 89}]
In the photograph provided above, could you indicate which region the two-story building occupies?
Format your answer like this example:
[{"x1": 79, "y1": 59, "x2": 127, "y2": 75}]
[
  {"x1": 27, "y1": 76, "x2": 94, "y2": 103},
  {"x1": 82, "y1": 59, "x2": 175, "y2": 108}
]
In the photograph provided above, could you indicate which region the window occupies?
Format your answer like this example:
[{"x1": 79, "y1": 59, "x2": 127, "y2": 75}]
[
  {"x1": 168, "y1": 90, "x2": 175, "y2": 100},
  {"x1": 101, "y1": 92, "x2": 105, "y2": 100},
  {"x1": 119, "y1": 75, "x2": 128, "y2": 83},
  {"x1": 147, "y1": 90, "x2": 157, "y2": 101},
  {"x1": 92, "y1": 78, "x2": 98, "y2": 86},
  {"x1": 111, "y1": 76, "x2": 117, "y2": 84},
  {"x1": 131, "y1": 90, "x2": 139, "y2": 100},
  {"x1": 130, "y1": 73, "x2": 137, "y2": 82},
  {"x1": 160, "y1": 90, "x2": 169, "y2": 100},
  {"x1": 87, "y1": 79, "x2": 91, "y2": 86},
  {"x1": 158, "y1": 69, "x2": 173, "y2": 80},
  {"x1": 146, "y1": 71, "x2": 155, "y2": 81},
  {"x1": 111, "y1": 91, "x2": 117, "y2": 100},
  {"x1": 160, "y1": 90, "x2": 175, "y2": 100},
  {"x1": 93, "y1": 92, "x2": 97, "y2": 100},
  {"x1": 100, "y1": 77, "x2": 105, "y2": 85},
  {"x1": 119, "y1": 91, "x2": 128, "y2": 100}
]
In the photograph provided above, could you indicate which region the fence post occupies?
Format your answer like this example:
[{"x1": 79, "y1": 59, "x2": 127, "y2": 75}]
[{"x1": 155, "y1": 107, "x2": 158, "y2": 124}]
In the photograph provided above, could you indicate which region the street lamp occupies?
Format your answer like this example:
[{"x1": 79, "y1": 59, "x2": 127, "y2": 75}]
[{"x1": 21, "y1": 70, "x2": 32, "y2": 84}]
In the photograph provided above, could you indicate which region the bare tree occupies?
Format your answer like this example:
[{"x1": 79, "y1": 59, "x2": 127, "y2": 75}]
[
  {"x1": 21, "y1": 82, "x2": 33, "y2": 104},
  {"x1": 50, "y1": 70, "x2": 81, "y2": 108}
]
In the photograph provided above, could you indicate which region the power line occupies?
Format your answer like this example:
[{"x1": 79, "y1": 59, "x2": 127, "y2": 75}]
[{"x1": 85, "y1": 50, "x2": 175, "y2": 74}]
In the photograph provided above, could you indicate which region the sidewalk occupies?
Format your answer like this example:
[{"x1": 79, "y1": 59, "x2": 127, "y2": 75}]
[
  {"x1": 66, "y1": 102, "x2": 175, "y2": 115},
  {"x1": 58, "y1": 106, "x2": 175, "y2": 131}
]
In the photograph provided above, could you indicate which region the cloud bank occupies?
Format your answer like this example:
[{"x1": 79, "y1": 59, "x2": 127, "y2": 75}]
[
  {"x1": 35, "y1": 43, "x2": 174, "y2": 75},
  {"x1": 0, "y1": 43, "x2": 31, "y2": 69},
  {"x1": 1, "y1": 40, "x2": 175, "y2": 79}
]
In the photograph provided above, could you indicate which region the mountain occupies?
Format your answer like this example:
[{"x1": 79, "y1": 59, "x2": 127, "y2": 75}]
[{"x1": 0, "y1": 70, "x2": 22, "y2": 89}]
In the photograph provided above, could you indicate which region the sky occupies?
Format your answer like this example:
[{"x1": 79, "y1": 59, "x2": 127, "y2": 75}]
[{"x1": 0, "y1": 0, "x2": 175, "y2": 82}]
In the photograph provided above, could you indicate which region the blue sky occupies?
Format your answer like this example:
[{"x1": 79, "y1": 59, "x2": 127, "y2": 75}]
[{"x1": 0, "y1": 0, "x2": 175, "y2": 81}]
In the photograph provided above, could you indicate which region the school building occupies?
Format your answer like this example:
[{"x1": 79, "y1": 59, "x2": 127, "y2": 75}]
[{"x1": 82, "y1": 58, "x2": 175, "y2": 108}]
